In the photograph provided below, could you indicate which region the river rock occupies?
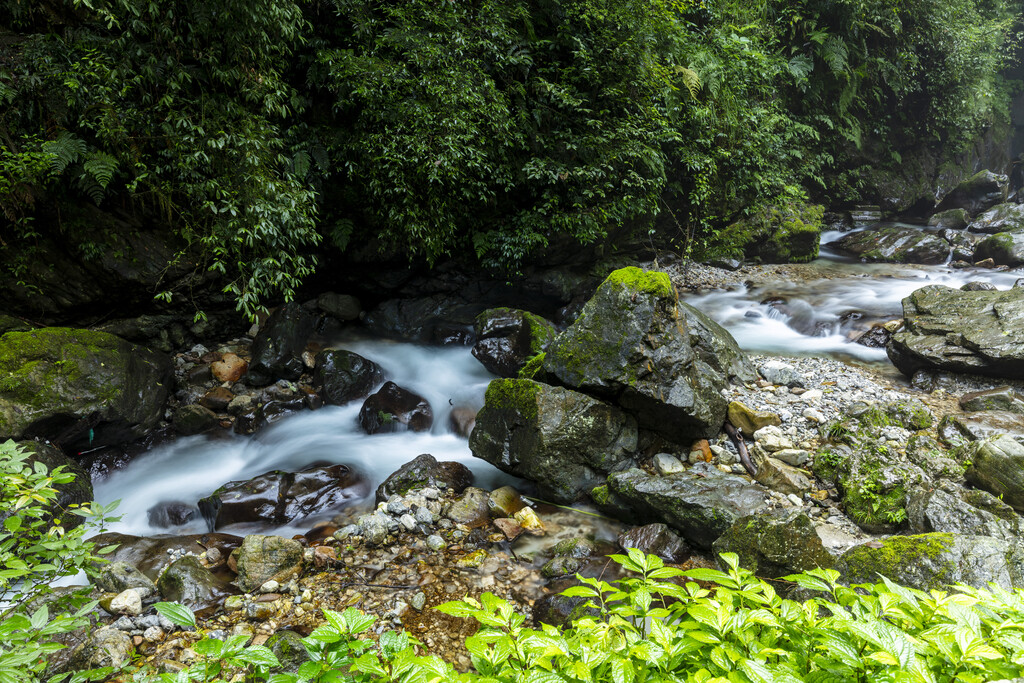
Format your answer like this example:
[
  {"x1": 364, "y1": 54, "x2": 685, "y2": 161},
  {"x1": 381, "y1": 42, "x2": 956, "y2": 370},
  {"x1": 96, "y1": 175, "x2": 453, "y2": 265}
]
[
  {"x1": 542, "y1": 267, "x2": 729, "y2": 443},
  {"x1": 617, "y1": 523, "x2": 688, "y2": 562},
  {"x1": 448, "y1": 407, "x2": 476, "y2": 436},
  {"x1": 445, "y1": 487, "x2": 490, "y2": 527},
  {"x1": 199, "y1": 386, "x2": 234, "y2": 412},
  {"x1": 716, "y1": 202, "x2": 823, "y2": 263},
  {"x1": 76, "y1": 627, "x2": 134, "y2": 669},
  {"x1": 15, "y1": 440, "x2": 92, "y2": 530},
  {"x1": 247, "y1": 303, "x2": 317, "y2": 386},
  {"x1": 830, "y1": 227, "x2": 949, "y2": 264},
  {"x1": 487, "y1": 486, "x2": 526, "y2": 518},
  {"x1": 960, "y1": 387, "x2": 1024, "y2": 413},
  {"x1": 727, "y1": 401, "x2": 781, "y2": 437},
  {"x1": 233, "y1": 535, "x2": 304, "y2": 592},
  {"x1": 755, "y1": 457, "x2": 811, "y2": 495},
  {"x1": 757, "y1": 360, "x2": 804, "y2": 387},
  {"x1": 936, "y1": 170, "x2": 1008, "y2": 216},
  {"x1": 965, "y1": 435, "x2": 1024, "y2": 511},
  {"x1": 172, "y1": 404, "x2": 219, "y2": 435},
  {"x1": 313, "y1": 350, "x2": 384, "y2": 406},
  {"x1": 940, "y1": 228, "x2": 981, "y2": 261},
  {"x1": 0, "y1": 328, "x2": 172, "y2": 452},
  {"x1": 887, "y1": 285, "x2": 1024, "y2": 379},
  {"x1": 200, "y1": 464, "x2": 362, "y2": 529},
  {"x1": 606, "y1": 463, "x2": 769, "y2": 549},
  {"x1": 907, "y1": 488, "x2": 1021, "y2": 541},
  {"x1": 941, "y1": 411, "x2": 1024, "y2": 446},
  {"x1": 928, "y1": 208, "x2": 970, "y2": 230},
  {"x1": 109, "y1": 589, "x2": 142, "y2": 616},
  {"x1": 713, "y1": 509, "x2": 834, "y2": 578},
  {"x1": 317, "y1": 293, "x2": 361, "y2": 321},
  {"x1": 469, "y1": 379, "x2": 638, "y2": 503},
  {"x1": 358, "y1": 382, "x2": 432, "y2": 434},
  {"x1": 680, "y1": 303, "x2": 757, "y2": 384},
  {"x1": 211, "y1": 353, "x2": 248, "y2": 383},
  {"x1": 94, "y1": 561, "x2": 157, "y2": 597},
  {"x1": 973, "y1": 230, "x2": 1024, "y2": 266},
  {"x1": 471, "y1": 308, "x2": 556, "y2": 377},
  {"x1": 835, "y1": 533, "x2": 1024, "y2": 590},
  {"x1": 146, "y1": 501, "x2": 198, "y2": 528},
  {"x1": 266, "y1": 630, "x2": 311, "y2": 673},
  {"x1": 375, "y1": 453, "x2": 472, "y2": 503},
  {"x1": 156, "y1": 555, "x2": 219, "y2": 608},
  {"x1": 968, "y1": 201, "x2": 1024, "y2": 233}
]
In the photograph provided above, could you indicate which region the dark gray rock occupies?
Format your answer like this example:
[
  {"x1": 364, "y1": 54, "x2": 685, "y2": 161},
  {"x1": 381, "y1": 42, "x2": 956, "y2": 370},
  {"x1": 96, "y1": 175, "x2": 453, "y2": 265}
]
[
  {"x1": 314, "y1": 350, "x2": 383, "y2": 406},
  {"x1": 929, "y1": 209, "x2": 970, "y2": 230},
  {"x1": 617, "y1": 523, "x2": 689, "y2": 563},
  {"x1": 94, "y1": 561, "x2": 158, "y2": 597},
  {"x1": 974, "y1": 230, "x2": 1024, "y2": 266},
  {"x1": 830, "y1": 227, "x2": 949, "y2": 264},
  {"x1": 172, "y1": 404, "x2": 219, "y2": 436},
  {"x1": 247, "y1": 303, "x2": 317, "y2": 386},
  {"x1": 358, "y1": 382, "x2": 432, "y2": 434},
  {"x1": 907, "y1": 488, "x2": 1021, "y2": 541},
  {"x1": 375, "y1": 453, "x2": 473, "y2": 504},
  {"x1": 887, "y1": 285, "x2": 1024, "y2": 379},
  {"x1": 713, "y1": 509, "x2": 834, "y2": 578},
  {"x1": 937, "y1": 170, "x2": 1009, "y2": 217},
  {"x1": 471, "y1": 308, "x2": 556, "y2": 378},
  {"x1": 317, "y1": 293, "x2": 361, "y2": 321},
  {"x1": 965, "y1": 435, "x2": 1024, "y2": 511},
  {"x1": 680, "y1": 303, "x2": 757, "y2": 384},
  {"x1": 968, "y1": 202, "x2": 1024, "y2": 233},
  {"x1": 156, "y1": 555, "x2": 219, "y2": 608},
  {"x1": 469, "y1": 379, "x2": 638, "y2": 503},
  {"x1": 606, "y1": 464, "x2": 769, "y2": 550},
  {"x1": 960, "y1": 387, "x2": 1024, "y2": 414}
]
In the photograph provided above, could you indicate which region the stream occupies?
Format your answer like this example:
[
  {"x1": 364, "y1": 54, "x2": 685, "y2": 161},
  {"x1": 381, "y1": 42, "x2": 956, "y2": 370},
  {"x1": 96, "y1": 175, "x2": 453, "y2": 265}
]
[{"x1": 94, "y1": 222, "x2": 1024, "y2": 537}]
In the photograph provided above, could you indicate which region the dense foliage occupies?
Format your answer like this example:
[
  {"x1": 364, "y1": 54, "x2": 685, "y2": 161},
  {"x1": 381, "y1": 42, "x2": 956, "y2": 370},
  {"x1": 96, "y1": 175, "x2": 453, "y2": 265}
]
[
  {"x1": 0, "y1": 440, "x2": 117, "y2": 683},
  {"x1": 0, "y1": 0, "x2": 1019, "y2": 313},
  {"x1": 130, "y1": 550, "x2": 1024, "y2": 682}
]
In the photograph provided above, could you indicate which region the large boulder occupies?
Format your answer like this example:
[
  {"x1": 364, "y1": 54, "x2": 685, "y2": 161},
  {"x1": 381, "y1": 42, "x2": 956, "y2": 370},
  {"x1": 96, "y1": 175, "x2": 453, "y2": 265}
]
[
  {"x1": 907, "y1": 488, "x2": 1021, "y2": 541},
  {"x1": 936, "y1": 170, "x2": 1009, "y2": 217},
  {"x1": 835, "y1": 533, "x2": 1024, "y2": 590},
  {"x1": 927, "y1": 208, "x2": 970, "y2": 230},
  {"x1": 712, "y1": 509, "x2": 834, "y2": 578},
  {"x1": 156, "y1": 555, "x2": 220, "y2": 608},
  {"x1": 247, "y1": 303, "x2": 317, "y2": 386},
  {"x1": 94, "y1": 561, "x2": 158, "y2": 597},
  {"x1": 313, "y1": 350, "x2": 384, "y2": 406},
  {"x1": 679, "y1": 303, "x2": 757, "y2": 384},
  {"x1": 711, "y1": 203, "x2": 823, "y2": 264},
  {"x1": 358, "y1": 382, "x2": 433, "y2": 434},
  {"x1": 967, "y1": 201, "x2": 1024, "y2": 233},
  {"x1": 233, "y1": 535, "x2": 304, "y2": 592},
  {"x1": 887, "y1": 285, "x2": 1024, "y2": 379},
  {"x1": 543, "y1": 268, "x2": 729, "y2": 442},
  {"x1": 606, "y1": 464, "x2": 769, "y2": 550},
  {"x1": 469, "y1": 379, "x2": 638, "y2": 503},
  {"x1": 199, "y1": 464, "x2": 363, "y2": 529},
  {"x1": 941, "y1": 411, "x2": 1024, "y2": 446},
  {"x1": 960, "y1": 387, "x2": 1024, "y2": 413},
  {"x1": 470, "y1": 308, "x2": 556, "y2": 377},
  {"x1": 829, "y1": 227, "x2": 949, "y2": 264},
  {"x1": 0, "y1": 328, "x2": 172, "y2": 453},
  {"x1": 375, "y1": 453, "x2": 473, "y2": 503},
  {"x1": 965, "y1": 435, "x2": 1024, "y2": 511},
  {"x1": 973, "y1": 230, "x2": 1024, "y2": 266}
]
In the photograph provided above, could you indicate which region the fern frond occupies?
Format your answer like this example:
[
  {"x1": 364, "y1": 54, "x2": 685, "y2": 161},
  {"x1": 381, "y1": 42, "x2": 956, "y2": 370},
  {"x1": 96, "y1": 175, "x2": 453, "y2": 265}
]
[
  {"x1": 83, "y1": 151, "x2": 118, "y2": 189},
  {"x1": 41, "y1": 131, "x2": 86, "y2": 174},
  {"x1": 77, "y1": 175, "x2": 105, "y2": 205},
  {"x1": 821, "y1": 36, "x2": 849, "y2": 75},
  {"x1": 674, "y1": 66, "x2": 701, "y2": 100}
]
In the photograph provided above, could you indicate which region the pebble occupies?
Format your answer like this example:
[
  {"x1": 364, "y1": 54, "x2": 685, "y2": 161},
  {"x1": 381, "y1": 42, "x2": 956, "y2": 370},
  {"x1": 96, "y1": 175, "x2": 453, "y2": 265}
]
[
  {"x1": 144, "y1": 626, "x2": 165, "y2": 643},
  {"x1": 411, "y1": 592, "x2": 427, "y2": 611},
  {"x1": 259, "y1": 580, "x2": 280, "y2": 594},
  {"x1": 110, "y1": 589, "x2": 142, "y2": 617},
  {"x1": 803, "y1": 407, "x2": 826, "y2": 423},
  {"x1": 399, "y1": 514, "x2": 417, "y2": 531},
  {"x1": 787, "y1": 494, "x2": 804, "y2": 507},
  {"x1": 654, "y1": 453, "x2": 685, "y2": 474},
  {"x1": 426, "y1": 535, "x2": 446, "y2": 551}
]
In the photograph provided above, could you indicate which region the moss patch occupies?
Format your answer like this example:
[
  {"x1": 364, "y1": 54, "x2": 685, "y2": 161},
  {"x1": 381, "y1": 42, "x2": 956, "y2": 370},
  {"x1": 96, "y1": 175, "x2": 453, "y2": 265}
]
[
  {"x1": 840, "y1": 533, "x2": 955, "y2": 585},
  {"x1": 603, "y1": 267, "x2": 675, "y2": 299},
  {"x1": 483, "y1": 379, "x2": 542, "y2": 421},
  {"x1": 707, "y1": 202, "x2": 823, "y2": 264}
]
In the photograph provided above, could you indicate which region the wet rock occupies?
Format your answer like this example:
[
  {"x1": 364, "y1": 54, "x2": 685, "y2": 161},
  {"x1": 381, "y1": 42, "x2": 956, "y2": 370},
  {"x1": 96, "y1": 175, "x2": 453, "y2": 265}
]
[
  {"x1": 88, "y1": 532, "x2": 243, "y2": 582},
  {"x1": 109, "y1": 589, "x2": 142, "y2": 616},
  {"x1": 487, "y1": 486, "x2": 526, "y2": 518},
  {"x1": 448, "y1": 407, "x2": 477, "y2": 437},
  {"x1": 95, "y1": 562, "x2": 158, "y2": 597},
  {"x1": 712, "y1": 509, "x2": 834, "y2": 578},
  {"x1": 247, "y1": 303, "x2": 318, "y2": 386},
  {"x1": 907, "y1": 488, "x2": 1021, "y2": 541},
  {"x1": 147, "y1": 501, "x2": 198, "y2": 528},
  {"x1": 314, "y1": 350, "x2": 384, "y2": 406},
  {"x1": 835, "y1": 533, "x2": 1024, "y2": 590},
  {"x1": 961, "y1": 281, "x2": 998, "y2": 291},
  {"x1": 470, "y1": 379, "x2": 638, "y2": 503},
  {"x1": 445, "y1": 487, "x2": 490, "y2": 527},
  {"x1": 974, "y1": 230, "x2": 1024, "y2": 266},
  {"x1": 967, "y1": 201, "x2": 1024, "y2": 232},
  {"x1": 359, "y1": 382, "x2": 433, "y2": 434},
  {"x1": 265, "y1": 630, "x2": 311, "y2": 673},
  {"x1": 532, "y1": 591, "x2": 597, "y2": 628},
  {"x1": 830, "y1": 227, "x2": 949, "y2": 264},
  {"x1": 966, "y1": 435, "x2": 1024, "y2": 511},
  {"x1": 960, "y1": 387, "x2": 1024, "y2": 414},
  {"x1": 493, "y1": 518, "x2": 523, "y2": 540},
  {"x1": 233, "y1": 535, "x2": 304, "y2": 592},
  {"x1": 937, "y1": 170, "x2": 1009, "y2": 217},
  {"x1": 200, "y1": 464, "x2": 362, "y2": 529},
  {"x1": 513, "y1": 506, "x2": 545, "y2": 535},
  {"x1": 541, "y1": 555, "x2": 587, "y2": 578},
  {"x1": 854, "y1": 324, "x2": 893, "y2": 349},
  {"x1": 471, "y1": 308, "x2": 556, "y2": 377},
  {"x1": 717, "y1": 202, "x2": 823, "y2": 263},
  {"x1": 941, "y1": 411, "x2": 1024, "y2": 446},
  {"x1": 757, "y1": 360, "x2": 804, "y2": 388},
  {"x1": 77, "y1": 627, "x2": 134, "y2": 669},
  {"x1": 654, "y1": 453, "x2": 685, "y2": 474},
  {"x1": 887, "y1": 285, "x2": 1024, "y2": 379},
  {"x1": 904, "y1": 435, "x2": 963, "y2": 480},
  {"x1": 727, "y1": 401, "x2": 781, "y2": 437},
  {"x1": 199, "y1": 386, "x2": 234, "y2": 412},
  {"x1": 607, "y1": 463, "x2": 769, "y2": 549},
  {"x1": 928, "y1": 208, "x2": 970, "y2": 230},
  {"x1": 755, "y1": 457, "x2": 812, "y2": 495},
  {"x1": 157, "y1": 555, "x2": 219, "y2": 608},
  {"x1": 941, "y1": 228, "x2": 981, "y2": 261},
  {"x1": 375, "y1": 453, "x2": 473, "y2": 503},
  {"x1": 211, "y1": 353, "x2": 248, "y2": 383},
  {"x1": 0, "y1": 328, "x2": 172, "y2": 451},
  {"x1": 357, "y1": 513, "x2": 391, "y2": 545},
  {"x1": 617, "y1": 523, "x2": 688, "y2": 562},
  {"x1": 172, "y1": 404, "x2": 219, "y2": 436},
  {"x1": 317, "y1": 293, "x2": 361, "y2": 321},
  {"x1": 680, "y1": 303, "x2": 757, "y2": 384},
  {"x1": 543, "y1": 267, "x2": 730, "y2": 443}
]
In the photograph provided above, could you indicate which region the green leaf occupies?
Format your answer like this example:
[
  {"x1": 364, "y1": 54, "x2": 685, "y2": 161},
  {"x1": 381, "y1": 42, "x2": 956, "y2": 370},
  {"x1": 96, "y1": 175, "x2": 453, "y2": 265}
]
[{"x1": 153, "y1": 602, "x2": 196, "y2": 629}]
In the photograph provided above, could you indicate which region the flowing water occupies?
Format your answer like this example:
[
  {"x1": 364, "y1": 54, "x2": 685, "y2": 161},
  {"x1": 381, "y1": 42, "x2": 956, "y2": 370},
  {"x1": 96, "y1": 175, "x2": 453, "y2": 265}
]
[{"x1": 94, "y1": 340, "x2": 512, "y2": 537}]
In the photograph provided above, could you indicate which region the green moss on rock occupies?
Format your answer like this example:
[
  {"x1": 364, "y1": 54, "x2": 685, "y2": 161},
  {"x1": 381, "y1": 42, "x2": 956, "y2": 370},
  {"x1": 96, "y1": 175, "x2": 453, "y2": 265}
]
[
  {"x1": 603, "y1": 267, "x2": 675, "y2": 298},
  {"x1": 707, "y1": 202, "x2": 824, "y2": 264},
  {"x1": 483, "y1": 379, "x2": 542, "y2": 421}
]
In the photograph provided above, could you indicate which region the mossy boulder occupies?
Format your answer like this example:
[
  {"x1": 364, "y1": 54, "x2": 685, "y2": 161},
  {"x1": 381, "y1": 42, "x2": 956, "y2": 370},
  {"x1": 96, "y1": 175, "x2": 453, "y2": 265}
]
[
  {"x1": 960, "y1": 387, "x2": 1024, "y2": 414},
  {"x1": 233, "y1": 535, "x2": 304, "y2": 592},
  {"x1": 0, "y1": 327, "x2": 172, "y2": 452},
  {"x1": 965, "y1": 435, "x2": 1024, "y2": 511},
  {"x1": 835, "y1": 533, "x2": 1024, "y2": 590},
  {"x1": 713, "y1": 509, "x2": 834, "y2": 578},
  {"x1": 907, "y1": 488, "x2": 1021, "y2": 541},
  {"x1": 712, "y1": 203, "x2": 823, "y2": 264},
  {"x1": 887, "y1": 285, "x2": 1024, "y2": 379},
  {"x1": 156, "y1": 555, "x2": 219, "y2": 608},
  {"x1": 469, "y1": 379, "x2": 638, "y2": 503},
  {"x1": 471, "y1": 308, "x2": 556, "y2": 378},
  {"x1": 606, "y1": 464, "x2": 769, "y2": 550},
  {"x1": 966, "y1": 201, "x2": 1024, "y2": 232},
  {"x1": 936, "y1": 170, "x2": 1009, "y2": 217},
  {"x1": 679, "y1": 303, "x2": 757, "y2": 384},
  {"x1": 927, "y1": 208, "x2": 970, "y2": 230},
  {"x1": 313, "y1": 349, "x2": 384, "y2": 406},
  {"x1": 375, "y1": 453, "x2": 473, "y2": 503},
  {"x1": 830, "y1": 227, "x2": 949, "y2": 264},
  {"x1": 973, "y1": 230, "x2": 1024, "y2": 266},
  {"x1": 542, "y1": 267, "x2": 729, "y2": 443}
]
